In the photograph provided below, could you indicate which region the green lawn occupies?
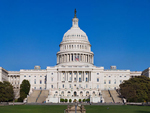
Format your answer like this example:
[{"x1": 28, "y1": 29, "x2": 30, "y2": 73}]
[{"x1": 0, "y1": 105, "x2": 150, "y2": 113}]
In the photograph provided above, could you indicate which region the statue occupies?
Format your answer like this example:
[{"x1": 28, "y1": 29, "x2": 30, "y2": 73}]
[{"x1": 74, "y1": 9, "x2": 77, "y2": 18}]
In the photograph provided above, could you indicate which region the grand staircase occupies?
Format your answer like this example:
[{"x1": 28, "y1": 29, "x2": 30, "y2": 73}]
[
  {"x1": 27, "y1": 90, "x2": 49, "y2": 103},
  {"x1": 110, "y1": 90, "x2": 123, "y2": 103},
  {"x1": 37, "y1": 90, "x2": 49, "y2": 103},
  {"x1": 101, "y1": 90, "x2": 113, "y2": 103},
  {"x1": 102, "y1": 90, "x2": 123, "y2": 103}
]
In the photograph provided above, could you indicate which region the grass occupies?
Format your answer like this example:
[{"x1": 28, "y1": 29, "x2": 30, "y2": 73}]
[
  {"x1": 0, "y1": 105, "x2": 150, "y2": 113},
  {"x1": 85, "y1": 105, "x2": 150, "y2": 113}
]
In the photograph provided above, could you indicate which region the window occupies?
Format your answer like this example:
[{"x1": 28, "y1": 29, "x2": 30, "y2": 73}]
[
  {"x1": 86, "y1": 77, "x2": 88, "y2": 82},
  {"x1": 86, "y1": 84, "x2": 88, "y2": 88},
  {"x1": 51, "y1": 73, "x2": 53, "y2": 75},
  {"x1": 34, "y1": 79, "x2": 36, "y2": 84},
  {"x1": 109, "y1": 80, "x2": 111, "y2": 84},
  {"x1": 40, "y1": 87, "x2": 42, "y2": 89},
  {"x1": 120, "y1": 80, "x2": 122, "y2": 84},
  {"x1": 51, "y1": 85, "x2": 53, "y2": 88},
  {"x1": 79, "y1": 78, "x2": 81, "y2": 82},
  {"x1": 97, "y1": 78, "x2": 99, "y2": 82},
  {"x1": 40, "y1": 80, "x2": 42, "y2": 84},
  {"x1": 24, "y1": 75, "x2": 26, "y2": 77},
  {"x1": 69, "y1": 84, "x2": 71, "y2": 88},
  {"x1": 74, "y1": 77, "x2": 76, "y2": 81},
  {"x1": 114, "y1": 79, "x2": 116, "y2": 84},
  {"x1": 51, "y1": 78, "x2": 53, "y2": 81},
  {"x1": 79, "y1": 73, "x2": 81, "y2": 75},
  {"x1": 79, "y1": 84, "x2": 81, "y2": 88},
  {"x1": 40, "y1": 75, "x2": 42, "y2": 77},
  {"x1": 104, "y1": 80, "x2": 106, "y2": 84},
  {"x1": 69, "y1": 77, "x2": 71, "y2": 81},
  {"x1": 97, "y1": 85, "x2": 99, "y2": 88},
  {"x1": 97, "y1": 73, "x2": 99, "y2": 75},
  {"x1": 34, "y1": 76, "x2": 36, "y2": 77},
  {"x1": 62, "y1": 84, "x2": 64, "y2": 88},
  {"x1": 63, "y1": 77, "x2": 65, "y2": 81},
  {"x1": 29, "y1": 75, "x2": 31, "y2": 77},
  {"x1": 34, "y1": 87, "x2": 36, "y2": 89},
  {"x1": 124, "y1": 76, "x2": 126, "y2": 77}
]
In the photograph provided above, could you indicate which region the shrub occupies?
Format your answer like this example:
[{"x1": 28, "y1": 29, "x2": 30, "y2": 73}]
[
  {"x1": 83, "y1": 99, "x2": 85, "y2": 102},
  {"x1": 69, "y1": 99, "x2": 72, "y2": 103},
  {"x1": 79, "y1": 99, "x2": 81, "y2": 102},
  {"x1": 60, "y1": 98, "x2": 64, "y2": 102},
  {"x1": 65, "y1": 99, "x2": 68, "y2": 102},
  {"x1": 86, "y1": 99, "x2": 90, "y2": 102}
]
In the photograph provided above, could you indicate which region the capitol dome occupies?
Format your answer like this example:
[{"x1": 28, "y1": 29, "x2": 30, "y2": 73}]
[
  {"x1": 62, "y1": 20, "x2": 89, "y2": 42},
  {"x1": 57, "y1": 9, "x2": 94, "y2": 66}
]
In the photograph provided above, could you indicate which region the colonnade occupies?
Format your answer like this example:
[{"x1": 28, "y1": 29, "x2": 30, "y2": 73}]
[
  {"x1": 57, "y1": 71, "x2": 91, "y2": 82},
  {"x1": 57, "y1": 53, "x2": 93, "y2": 64}
]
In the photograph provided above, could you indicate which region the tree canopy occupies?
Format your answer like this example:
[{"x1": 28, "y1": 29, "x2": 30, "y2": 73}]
[
  {"x1": 120, "y1": 75, "x2": 150, "y2": 102},
  {"x1": 18, "y1": 80, "x2": 30, "y2": 102},
  {"x1": 0, "y1": 81, "x2": 14, "y2": 102}
]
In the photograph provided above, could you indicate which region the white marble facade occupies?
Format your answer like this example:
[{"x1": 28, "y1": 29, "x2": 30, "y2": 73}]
[{"x1": 0, "y1": 11, "x2": 149, "y2": 102}]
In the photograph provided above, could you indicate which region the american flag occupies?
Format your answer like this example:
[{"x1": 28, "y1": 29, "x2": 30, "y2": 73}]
[{"x1": 75, "y1": 56, "x2": 79, "y2": 61}]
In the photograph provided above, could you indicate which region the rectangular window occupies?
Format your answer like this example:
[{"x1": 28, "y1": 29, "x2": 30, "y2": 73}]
[
  {"x1": 120, "y1": 80, "x2": 122, "y2": 84},
  {"x1": 51, "y1": 78, "x2": 53, "y2": 82},
  {"x1": 62, "y1": 84, "x2": 64, "y2": 88},
  {"x1": 40, "y1": 80, "x2": 42, "y2": 84},
  {"x1": 97, "y1": 85, "x2": 99, "y2": 88},
  {"x1": 86, "y1": 77, "x2": 88, "y2": 82},
  {"x1": 51, "y1": 85, "x2": 53, "y2": 88},
  {"x1": 69, "y1": 84, "x2": 71, "y2": 88},
  {"x1": 114, "y1": 79, "x2": 116, "y2": 84},
  {"x1": 104, "y1": 80, "x2": 106, "y2": 84},
  {"x1": 109, "y1": 80, "x2": 111, "y2": 84},
  {"x1": 86, "y1": 84, "x2": 88, "y2": 88},
  {"x1": 79, "y1": 84, "x2": 81, "y2": 88},
  {"x1": 97, "y1": 78, "x2": 99, "y2": 82},
  {"x1": 34, "y1": 79, "x2": 36, "y2": 84},
  {"x1": 79, "y1": 78, "x2": 81, "y2": 82},
  {"x1": 24, "y1": 75, "x2": 26, "y2": 77}
]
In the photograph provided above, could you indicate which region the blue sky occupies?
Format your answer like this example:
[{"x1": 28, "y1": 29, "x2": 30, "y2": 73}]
[{"x1": 0, "y1": 0, "x2": 150, "y2": 71}]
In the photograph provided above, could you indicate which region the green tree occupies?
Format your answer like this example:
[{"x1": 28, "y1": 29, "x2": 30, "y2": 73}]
[
  {"x1": 0, "y1": 81, "x2": 14, "y2": 102},
  {"x1": 18, "y1": 80, "x2": 30, "y2": 102},
  {"x1": 120, "y1": 75, "x2": 150, "y2": 102}
]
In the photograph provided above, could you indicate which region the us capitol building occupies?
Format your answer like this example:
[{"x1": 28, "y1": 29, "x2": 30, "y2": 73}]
[{"x1": 0, "y1": 10, "x2": 150, "y2": 103}]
